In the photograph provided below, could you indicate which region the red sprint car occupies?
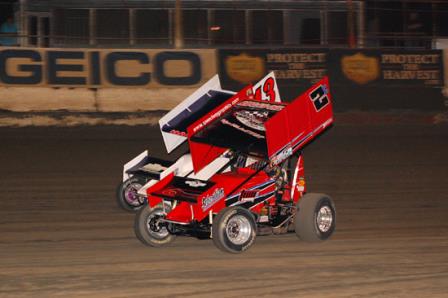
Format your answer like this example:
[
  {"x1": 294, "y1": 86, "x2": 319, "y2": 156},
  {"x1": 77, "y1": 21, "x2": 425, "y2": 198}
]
[{"x1": 133, "y1": 73, "x2": 336, "y2": 253}]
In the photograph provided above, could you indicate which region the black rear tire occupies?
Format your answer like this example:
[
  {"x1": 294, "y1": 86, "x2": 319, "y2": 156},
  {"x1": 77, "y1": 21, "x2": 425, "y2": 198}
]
[
  {"x1": 134, "y1": 205, "x2": 176, "y2": 247},
  {"x1": 116, "y1": 176, "x2": 146, "y2": 212},
  {"x1": 212, "y1": 207, "x2": 257, "y2": 253},
  {"x1": 295, "y1": 193, "x2": 336, "y2": 242}
]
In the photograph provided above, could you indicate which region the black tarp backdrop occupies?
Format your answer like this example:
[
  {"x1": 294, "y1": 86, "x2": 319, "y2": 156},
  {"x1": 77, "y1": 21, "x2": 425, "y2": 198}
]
[
  {"x1": 218, "y1": 48, "x2": 446, "y2": 111},
  {"x1": 218, "y1": 48, "x2": 328, "y2": 98},
  {"x1": 328, "y1": 49, "x2": 445, "y2": 111}
]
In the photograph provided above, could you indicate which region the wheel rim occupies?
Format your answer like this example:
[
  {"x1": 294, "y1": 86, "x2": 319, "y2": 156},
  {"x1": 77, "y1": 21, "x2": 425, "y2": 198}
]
[
  {"x1": 225, "y1": 215, "x2": 252, "y2": 245},
  {"x1": 124, "y1": 182, "x2": 143, "y2": 206},
  {"x1": 145, "y1": 209, "x2": 169, "y2": 239},
  {"x1": 316, "y1": 205, "x2": 333, "y2": 233}
]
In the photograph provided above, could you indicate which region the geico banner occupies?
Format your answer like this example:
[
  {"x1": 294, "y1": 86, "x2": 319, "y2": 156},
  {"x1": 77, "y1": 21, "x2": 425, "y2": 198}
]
[{"x1": 0, "y1": 47, "x2": 216, "y2": 88}]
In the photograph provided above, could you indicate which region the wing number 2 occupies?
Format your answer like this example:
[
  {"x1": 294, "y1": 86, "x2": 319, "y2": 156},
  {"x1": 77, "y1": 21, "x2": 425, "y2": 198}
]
[{"x1": 309, "y1": 85, "x2": 329, "y2": 112}]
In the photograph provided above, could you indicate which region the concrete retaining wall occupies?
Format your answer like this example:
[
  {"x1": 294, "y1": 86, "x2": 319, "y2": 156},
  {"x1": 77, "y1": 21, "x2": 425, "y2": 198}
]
[{"x1": 0, "y1": 87, "x2": 196, "y2": 112}]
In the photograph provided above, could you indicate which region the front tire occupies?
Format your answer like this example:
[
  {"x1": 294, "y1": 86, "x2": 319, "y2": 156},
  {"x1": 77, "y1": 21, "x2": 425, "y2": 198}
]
[
  {"x1": 116, "y1": 176, "x2": 146, "y2": 212},
  {"x1": 212, "y1": 207, "x2": 257, "y2": 253},
  {"x1": 295, "y1": 193, "x2": 336, "y2": 241},
  {"x1": 134, "y1": 205, "x2": 176, "y2": 247}
]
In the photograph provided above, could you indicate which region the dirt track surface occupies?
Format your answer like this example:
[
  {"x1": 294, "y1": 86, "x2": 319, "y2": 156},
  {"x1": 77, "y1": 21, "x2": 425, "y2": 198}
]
[{"x1": 1, "y1": 125, "x2": 448, "y2": 297}]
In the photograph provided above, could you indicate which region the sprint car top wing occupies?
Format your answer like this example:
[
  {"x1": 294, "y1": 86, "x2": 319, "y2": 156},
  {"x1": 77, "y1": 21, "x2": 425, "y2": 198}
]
[{"x1": 187, "y1": 77, "x2": 333, "y2": 173}]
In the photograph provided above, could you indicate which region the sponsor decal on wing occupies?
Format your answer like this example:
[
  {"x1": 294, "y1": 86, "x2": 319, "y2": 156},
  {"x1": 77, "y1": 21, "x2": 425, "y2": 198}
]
[
  {"x1": 271, "y1": 146, "x2": 293, "y2": 165},
  {"x1": 237, "y1": 100, "x2": 284, "y2": 111},
  {"x1": 221, "y1": 119, "x2": 265, "y2": 139},
  {"x1": 234, "y1": 110, "x2": 269, "y2": 131}
]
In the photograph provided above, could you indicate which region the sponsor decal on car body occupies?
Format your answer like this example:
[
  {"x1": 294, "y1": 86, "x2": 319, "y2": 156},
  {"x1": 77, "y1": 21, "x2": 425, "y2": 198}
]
[{"x1": 201, "y1": 188, "x2": 225, "y2": 211}]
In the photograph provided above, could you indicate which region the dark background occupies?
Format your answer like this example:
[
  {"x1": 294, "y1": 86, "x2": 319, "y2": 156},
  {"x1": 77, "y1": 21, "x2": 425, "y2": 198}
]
[{"x1": 218, "y1": 48, "x2": 446, "y2": 111}]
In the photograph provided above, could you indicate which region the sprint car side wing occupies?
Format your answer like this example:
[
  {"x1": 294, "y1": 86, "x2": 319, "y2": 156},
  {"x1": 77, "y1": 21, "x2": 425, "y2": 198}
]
[{"x1": 265, "y1": 76, "x2": 333, "y2": 164}]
